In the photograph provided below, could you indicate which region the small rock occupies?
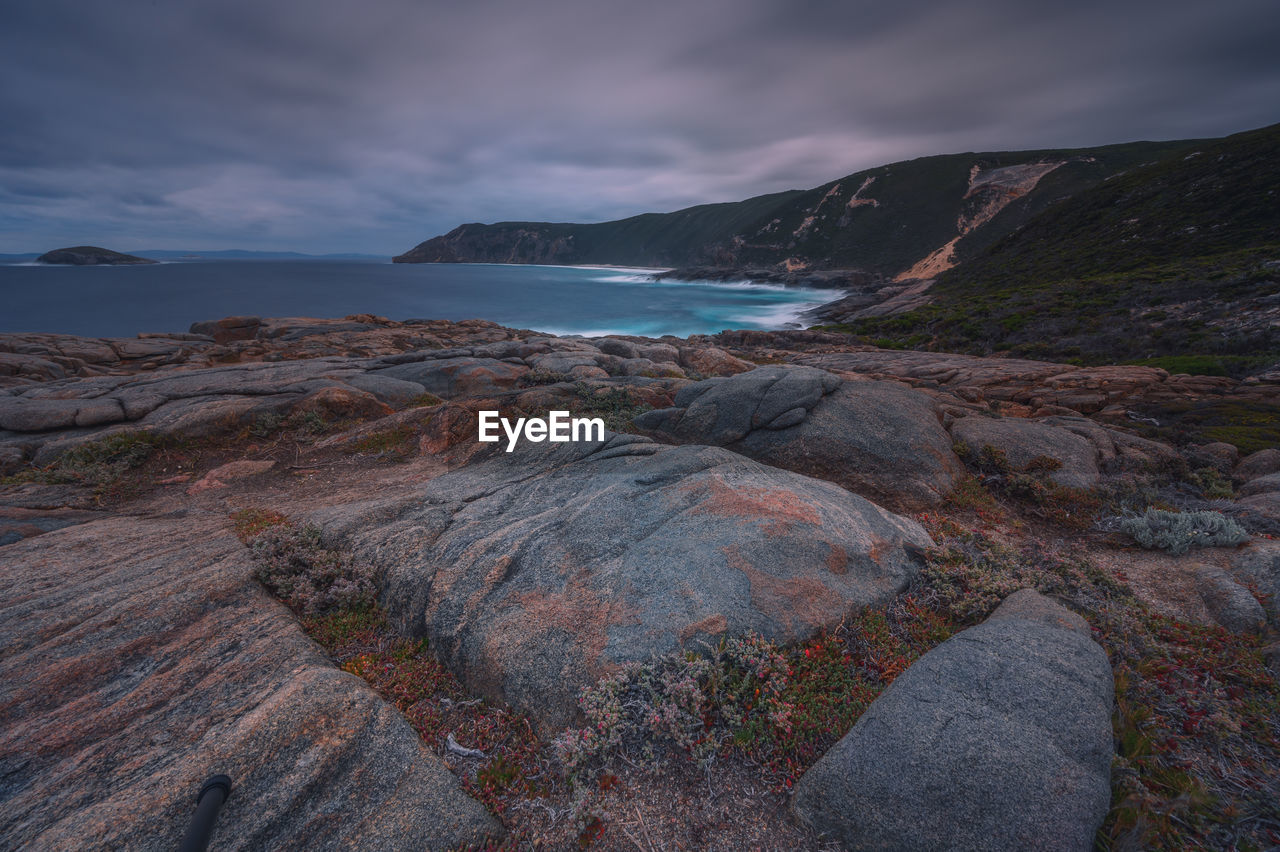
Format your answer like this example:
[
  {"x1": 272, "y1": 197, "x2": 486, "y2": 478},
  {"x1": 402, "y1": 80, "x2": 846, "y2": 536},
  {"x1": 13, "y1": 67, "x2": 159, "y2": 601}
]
[
  {"x1": 342, "y1": 373, "x2": 429, "y2": 406},
  {"x1": 1185, "y1": 442, "x2": 1239, "y2": 475},
  {"x1": 0, "y1": 399, "x2": 83, "y2": 432},
  {"x1": 1235, "y1": 448, "x2": 1280, "y2": 483},
  {"x1": 636, "y1": 342, "x2": 680, "y2": 363},
  {"x1": 594, "y1": 338, "x2": 639, "y2": 359},
  {"x1": 1196, "y1": 564, "x2": 1266, "y2": 633},
  {"x1": 0, "y1": 445, "x2": 24, "y2": 474},
  {"x1": 1238, "y1": 472, "x2": 1280, "y2": 498},
  {"x1": 1238, "y1": 491, "x2": 1280, "y2": 524}
]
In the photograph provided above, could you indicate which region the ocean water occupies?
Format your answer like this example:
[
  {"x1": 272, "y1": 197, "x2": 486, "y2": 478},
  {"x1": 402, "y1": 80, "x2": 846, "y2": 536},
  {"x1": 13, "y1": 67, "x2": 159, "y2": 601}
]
[{"x1": 0, "y1": 260, "x2": 832, "y2": 339}]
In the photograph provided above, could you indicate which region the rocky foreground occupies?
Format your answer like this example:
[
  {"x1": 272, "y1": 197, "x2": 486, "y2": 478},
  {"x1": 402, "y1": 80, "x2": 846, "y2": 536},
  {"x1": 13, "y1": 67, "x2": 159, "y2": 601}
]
[{"x1": 2, "y1": 314, "x2": 1279, "y2": 850}]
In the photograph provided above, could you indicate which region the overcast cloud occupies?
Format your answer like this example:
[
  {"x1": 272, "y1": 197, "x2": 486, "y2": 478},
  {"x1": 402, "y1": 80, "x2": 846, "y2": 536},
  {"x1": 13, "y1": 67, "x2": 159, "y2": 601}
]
[{"x1": 1, "y1": 0, "x2": 1277, "y2": 254}]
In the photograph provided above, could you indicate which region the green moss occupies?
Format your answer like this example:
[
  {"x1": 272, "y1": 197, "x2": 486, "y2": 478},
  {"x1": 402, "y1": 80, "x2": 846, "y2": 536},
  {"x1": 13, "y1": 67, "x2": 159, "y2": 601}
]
[
  {"x1": 345, "y1": 423, "x2": 417, "y2": 456},
  {"x1": 2, "y1": 430, "x2": 161, "y2": 488},
  {"x1": 230, "y1": 507, "x2": 292, "y2": 543},
  {"x1": 1123, "y1": 355, "x2": 1232, "y2": 376},
  {"x1": 406, "y1": 392, "x2": 444, "y2": 407},
  {"x1": 1129, "y1": 399, "x2": 1280, "y2": 455},
  {"x1": 571, "y1": 383, "x2": 652, "y2": 433}
]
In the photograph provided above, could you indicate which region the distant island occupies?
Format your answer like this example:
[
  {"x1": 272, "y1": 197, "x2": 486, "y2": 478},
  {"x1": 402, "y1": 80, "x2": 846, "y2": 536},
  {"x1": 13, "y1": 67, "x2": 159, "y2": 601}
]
[{"x1": 36, "y1": 246, "x2": 158, "y2": 265}]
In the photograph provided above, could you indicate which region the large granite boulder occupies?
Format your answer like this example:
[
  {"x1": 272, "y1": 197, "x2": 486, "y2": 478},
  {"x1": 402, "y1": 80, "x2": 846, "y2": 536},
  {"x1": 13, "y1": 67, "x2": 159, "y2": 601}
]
[
  {"x1": 792, "y1": 589, "x2": 1113, "y2": 852},
  {"x1": 950, "y1": 415, "x2": 1101, "y2": 489},
  {"x1": 328, "y1": 434, "x2": 931, "y2": 731},
  {"x1": 633, "y1": 366, "x2": 965, "y2": 510},
  {"x1": 0, "y1": 514, "x2": 498, "y2": 851}
]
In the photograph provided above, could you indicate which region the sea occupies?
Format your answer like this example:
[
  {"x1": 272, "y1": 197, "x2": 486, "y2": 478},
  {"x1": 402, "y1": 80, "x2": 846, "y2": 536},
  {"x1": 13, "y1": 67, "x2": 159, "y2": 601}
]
[{"x1": 0, "y1": 259, "x2": 833, "y2": 339}]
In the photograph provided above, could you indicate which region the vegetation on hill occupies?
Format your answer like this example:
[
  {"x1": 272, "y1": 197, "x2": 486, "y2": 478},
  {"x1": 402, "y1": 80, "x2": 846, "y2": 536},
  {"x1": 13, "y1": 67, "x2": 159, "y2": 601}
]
[
  {"x1": 394, "y1": 138, "x2": 1203, "y2": 275},
  {"x1": 823, "y1": 123, "x2": 1280, "y2": 377}
]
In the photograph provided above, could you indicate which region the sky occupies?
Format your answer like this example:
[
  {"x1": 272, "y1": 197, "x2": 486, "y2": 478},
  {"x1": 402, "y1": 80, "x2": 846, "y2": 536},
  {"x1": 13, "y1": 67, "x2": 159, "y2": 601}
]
[{"x1": 2, "y1": 0, "x2": 1278, "y2": 256}]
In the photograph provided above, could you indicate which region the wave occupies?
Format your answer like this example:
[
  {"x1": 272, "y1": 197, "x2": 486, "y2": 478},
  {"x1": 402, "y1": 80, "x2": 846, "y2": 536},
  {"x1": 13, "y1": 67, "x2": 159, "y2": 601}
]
[
  {"x1": 531, "y1": 325, "x2": 642, "y2": 338},
  {"x1": 722, "y1": 297, "x2": 828, "y2": 329},
  {"x1": 592, "y1": 273, "x2": 829, "y2": 298}
]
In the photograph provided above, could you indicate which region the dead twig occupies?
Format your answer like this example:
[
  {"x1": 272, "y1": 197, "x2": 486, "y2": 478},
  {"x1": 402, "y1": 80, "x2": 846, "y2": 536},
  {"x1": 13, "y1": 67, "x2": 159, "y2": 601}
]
[{"x1": 445, "y1": 733, "x2": 486, "y2": 759}]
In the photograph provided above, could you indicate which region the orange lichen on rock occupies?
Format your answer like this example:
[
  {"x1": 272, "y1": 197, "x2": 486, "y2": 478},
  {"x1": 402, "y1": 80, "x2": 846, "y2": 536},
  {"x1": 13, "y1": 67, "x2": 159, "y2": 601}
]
[
  {"x1": 684, "y1": 477, "x2": 823, "y2": 536},
  {"x1": 725, "y1": 545, "x2": 837, "y2": 638}
]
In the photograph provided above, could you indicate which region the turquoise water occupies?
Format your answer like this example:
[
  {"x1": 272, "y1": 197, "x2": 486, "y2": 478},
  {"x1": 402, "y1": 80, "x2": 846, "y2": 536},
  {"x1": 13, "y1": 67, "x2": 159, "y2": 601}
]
[{"x1": 0, "y1": 260, "x2": 832, "y2": 338}]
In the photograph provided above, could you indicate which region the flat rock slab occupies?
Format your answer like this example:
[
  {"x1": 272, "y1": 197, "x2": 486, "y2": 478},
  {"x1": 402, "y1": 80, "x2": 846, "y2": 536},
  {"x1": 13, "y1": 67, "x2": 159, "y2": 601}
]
[
  {"x1": 0, "y1": 514, "x2": 498, "y2": 850},
  {"x1": 330, "y1": 434, "x2": 932, "y2": 731},
  {"x1": 635, "y1": 367, "x2": 964, "y2": 509},
  {"x1": 792, "y1": 589, "x2": 1113, "y2": 852}
]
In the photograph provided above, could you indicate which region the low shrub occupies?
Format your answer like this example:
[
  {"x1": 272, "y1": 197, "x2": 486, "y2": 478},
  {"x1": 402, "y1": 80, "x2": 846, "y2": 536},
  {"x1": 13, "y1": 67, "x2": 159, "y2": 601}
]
[
  {"x1": 520, "y1": 370, "x2": 575, "y2": 386},
  {"x1": 918, "y1": 529, "x2": 1130, "y2": 624},
  {"x1": 406, "y1": 392, "x2": 443, "y2": 408},
  {"x1": 1116, "y1": 508, "x2": 1250, "y2": 556},
  {"x1": 1184, "y1": 466, "x2": 1235, "y2": 500},
  {"x1": 3, "y1": 430, "x2": 162, "y2": 490},
  {"x1": 959, "y1": 444, "x2": 1104, "y2": 530},
  {"x1": 247, "y1": 410, "x2": 335, "y2": 440},
  {"x1": 230, "y1": 507, "x2": 291, "y2": 542},
  {"x1": 555, "y1": 632, "x2": 791, "y2": 776},
  {"x1": 571, "y1": 383, "x2": 652, "y2": 433},
  {"x1": 345, "y1": 423, "x2": 417, "y2": 456},
  {"x1": 248, "y1": 522, "x2": 376, "y2": 614}
]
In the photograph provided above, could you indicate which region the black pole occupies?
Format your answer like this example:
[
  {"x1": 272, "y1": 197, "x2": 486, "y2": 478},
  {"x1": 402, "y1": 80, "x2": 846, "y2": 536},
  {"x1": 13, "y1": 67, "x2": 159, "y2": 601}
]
[{"x1": 178, "y1": 774, "x2": 232, "y2": 852}]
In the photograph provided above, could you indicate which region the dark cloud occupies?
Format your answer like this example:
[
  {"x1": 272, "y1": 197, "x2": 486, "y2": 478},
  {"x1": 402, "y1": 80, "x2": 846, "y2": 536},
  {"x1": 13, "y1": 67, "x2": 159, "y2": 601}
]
[{"x1": 1, "y1": 0, "x2": 1276, "y2": 253}]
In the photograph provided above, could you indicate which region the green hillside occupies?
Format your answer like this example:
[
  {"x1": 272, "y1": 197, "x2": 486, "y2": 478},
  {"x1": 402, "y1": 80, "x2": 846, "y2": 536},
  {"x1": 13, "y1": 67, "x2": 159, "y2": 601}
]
[
  {"x1": 829, "y1": 123, "x2": 1280, "y2": 377},
  {"x1": 394, "y1": 138, "x2": 1203, "y2": 275}
]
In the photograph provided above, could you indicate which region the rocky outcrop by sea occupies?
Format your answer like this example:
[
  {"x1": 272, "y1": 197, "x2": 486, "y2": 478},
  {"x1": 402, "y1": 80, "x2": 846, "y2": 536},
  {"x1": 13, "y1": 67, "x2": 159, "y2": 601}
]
[{"x1": 1, "y1": 314, "x2": 1277, "y2": 849}]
